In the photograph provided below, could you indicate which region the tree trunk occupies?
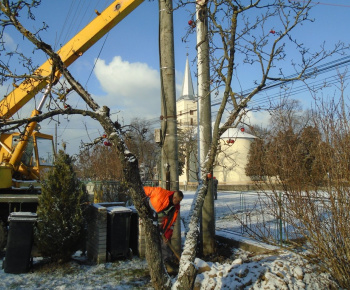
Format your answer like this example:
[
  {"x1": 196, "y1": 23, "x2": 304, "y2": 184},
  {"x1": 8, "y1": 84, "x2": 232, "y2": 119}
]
[
  {"x1": 174, "y1": 182, "x2": 208, "y2": 288},
  {"x1": 159, "y1": 0, "x2": 181, "y2": 254},
  {"x1": 196, "y1": 3, "x2": 215, "y2": 255},
  {"x1": 112, "y1": 131, "x2": 172, "y2": 289}
]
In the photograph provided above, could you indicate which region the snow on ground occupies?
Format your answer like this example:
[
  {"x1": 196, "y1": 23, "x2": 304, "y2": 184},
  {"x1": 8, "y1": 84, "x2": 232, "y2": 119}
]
[
  {"x1": 193, "y1": 250, "x2": 335, "y2": 289},
  {"x1": 1, "y1": 254, "x2": 152, "y2": 289},
  {"x1": 0, "y1": 191, "x2": 337, "y2": 289}
]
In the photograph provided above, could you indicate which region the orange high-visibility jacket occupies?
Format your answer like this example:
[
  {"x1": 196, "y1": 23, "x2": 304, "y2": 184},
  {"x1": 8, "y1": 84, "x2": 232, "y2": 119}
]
[{"x1": 144, "y1": 186, "x2": 180, "y2": 239}]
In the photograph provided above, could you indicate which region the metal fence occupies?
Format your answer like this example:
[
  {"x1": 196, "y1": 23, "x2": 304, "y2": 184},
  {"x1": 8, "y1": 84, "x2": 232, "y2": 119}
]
[{"x1": 220, "y1": 191, "x2": 332, "y2": 245}]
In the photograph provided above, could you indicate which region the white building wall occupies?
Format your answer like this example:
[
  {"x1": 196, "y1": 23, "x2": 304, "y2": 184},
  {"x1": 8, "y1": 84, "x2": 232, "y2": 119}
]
[
  {"x1": 213, "y1": 137, "x2": 255, "y2": 184},
  {"x1": 178, "y1": 128, "x2": 257, "y2": 186}
]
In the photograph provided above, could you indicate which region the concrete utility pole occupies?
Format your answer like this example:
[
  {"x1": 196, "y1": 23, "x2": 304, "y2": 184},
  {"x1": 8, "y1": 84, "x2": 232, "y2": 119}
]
[
  {"x1": 196, "y1": 2, "x2": 215, "y2": 255},
  {"x1": 158, "y1": 0, "x2": 181, "y2": 254}
]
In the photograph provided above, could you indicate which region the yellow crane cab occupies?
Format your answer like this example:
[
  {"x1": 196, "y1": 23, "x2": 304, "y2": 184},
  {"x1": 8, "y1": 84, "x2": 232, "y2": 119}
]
[{"x1": 0, "y1": 131, "x2": 54, "y2": 189}]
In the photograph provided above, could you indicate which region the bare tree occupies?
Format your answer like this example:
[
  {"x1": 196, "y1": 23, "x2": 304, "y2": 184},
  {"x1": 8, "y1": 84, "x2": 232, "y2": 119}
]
[
  {"x1": 173, "y1": 0, "x2": 348, "y2": 287},
  {"x1": 75, "y1": 145, "x2": 123, "y2": 181},
  {"x1": 0, "y1": 1, "x2": 171, "y2": 288},
  {"x1": 74, "y1": 118, "x2": 159, "y2": 182},
  {"x1": 124, "y1": 118, "x2": 160, "y2": 182},
  {"x1": 240, "y1": 63, "x2": 350, "y2": 288},
  {"x1": 244, "y1": 93, "x2": 350, "y2": 287}
]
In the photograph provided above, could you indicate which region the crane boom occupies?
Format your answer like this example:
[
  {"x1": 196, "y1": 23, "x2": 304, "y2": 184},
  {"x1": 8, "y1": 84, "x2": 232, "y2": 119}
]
[
  {"x1": 0, "y1": 0, "x2": 144, "y2": 119},
  {"x1": 0, "y1": 0, "x2": 146, "y2": 250}
]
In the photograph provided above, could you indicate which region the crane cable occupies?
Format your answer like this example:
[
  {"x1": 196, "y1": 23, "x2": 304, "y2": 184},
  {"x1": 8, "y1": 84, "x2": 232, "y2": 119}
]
[{"x1": 57, "y1": 0, "x2": 107, "y2": 139}]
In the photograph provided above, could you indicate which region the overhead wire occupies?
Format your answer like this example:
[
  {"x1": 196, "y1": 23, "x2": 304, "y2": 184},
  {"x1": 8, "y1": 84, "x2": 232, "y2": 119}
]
[
  {"x1": 145, "y1": 55, "x2": 350, "y2": 126},
  {"x1": 290, "y1": 0, "x2": 350, "y2": 8},
  {"x1": 56, "y1": 1, "x2": 113, "y2": 141},
  {"x1": 72, "y1": 1, "x2": 96, "y2": 36},
  {"x1": 74, "y1": 1, "x2": 112, "y2": 123},
  {"x1": 82, "y1": 0, "x2": 111, "y2": 91},
  {"x1": 55, "y1": 1, "x2": 350, "y2": 143},
  {"x1": 84, "y1": 34, "x2": 109, "y2": 89},
  {"x1": 61, "y1": 0, "x2": 84, "y2": 45},
  {"x1": 56, "y1": 1, "x2": 104, "y2": 140},
  {"x1": 53, "y1": 1, "x2": 84, "y2": 140},
  {"x1": 55, "y1": 1, "x2": 75, "y2": 50},
  {"x1": 209, "y1": 55, "x2": 350, "y2": 110}
]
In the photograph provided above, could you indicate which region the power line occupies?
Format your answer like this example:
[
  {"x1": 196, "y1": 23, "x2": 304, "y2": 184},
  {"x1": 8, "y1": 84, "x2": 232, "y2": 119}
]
[
  {"x1": 291, "y1": 0, "x2": 350, "y2": 8},
  {"x1": 208, "y1": 55, "x2": 350, "y2": 109},
  {"x1": 238, "y1": 56, "x2": 350, "y2": 99},
  {"x1": 145, "y1": 55, "x2": 350, "y2": 125}
]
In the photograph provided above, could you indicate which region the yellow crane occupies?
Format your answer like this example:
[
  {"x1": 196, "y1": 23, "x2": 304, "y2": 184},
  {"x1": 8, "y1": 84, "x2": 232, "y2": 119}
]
[{"x1": 0, "y1": 0, "x2": 144, "y2": 248}]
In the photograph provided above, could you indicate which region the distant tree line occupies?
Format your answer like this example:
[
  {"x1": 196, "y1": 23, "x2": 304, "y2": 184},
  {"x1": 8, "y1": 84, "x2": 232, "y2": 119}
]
[
  {"x1": 245, "y1": 100, "x2": 334, "y2": 189},
  {"x1": 74, "y1": 118, "x2": 160, "y2": 182},
  {"x1": 244, "y1": 96, "x2": 350, "y2": 288}
]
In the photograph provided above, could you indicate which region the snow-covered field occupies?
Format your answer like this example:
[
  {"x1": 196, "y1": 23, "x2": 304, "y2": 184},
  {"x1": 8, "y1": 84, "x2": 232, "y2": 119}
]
[{"x1": 0, "y1": 191, "x2": 337, "y2": 289}]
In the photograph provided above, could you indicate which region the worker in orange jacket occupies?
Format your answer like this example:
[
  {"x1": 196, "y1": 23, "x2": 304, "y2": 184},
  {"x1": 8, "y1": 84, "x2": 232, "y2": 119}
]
[{"x1": 143, "y1": 186, "x2": 183, "y2": 241}]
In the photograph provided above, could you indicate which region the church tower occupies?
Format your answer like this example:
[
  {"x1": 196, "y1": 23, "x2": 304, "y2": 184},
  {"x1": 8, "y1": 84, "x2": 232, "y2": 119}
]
[
  {"x1": 177, "y1": 57, "x2": 197, "y2": 128},
  {"x1": 177, "y1": 57, "x2": 199, "y2": 185}
]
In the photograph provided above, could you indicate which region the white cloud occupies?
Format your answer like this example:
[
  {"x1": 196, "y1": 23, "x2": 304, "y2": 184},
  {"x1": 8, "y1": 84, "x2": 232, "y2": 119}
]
[
  {"x1": 2, "y1": 56, "x2": 186, "y2": 155},
  {"x1": 245, "y1": 110, "x2": 271, "y2": 128},
  {"x1": 94, "y1": 56, "x2": 161, "y2": 123},
  {"x1": 3, "y1": 32, "x2": 17, "y2": 51}
]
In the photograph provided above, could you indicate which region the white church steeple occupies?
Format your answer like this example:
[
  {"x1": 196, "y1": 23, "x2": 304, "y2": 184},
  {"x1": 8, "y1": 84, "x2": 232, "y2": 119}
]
[
  {"x1": 177, "y1": 56, "x2": 197, "y2": 127},
  {"x1": 178, "y1": 57, "x2": 195, "y2": 101}
]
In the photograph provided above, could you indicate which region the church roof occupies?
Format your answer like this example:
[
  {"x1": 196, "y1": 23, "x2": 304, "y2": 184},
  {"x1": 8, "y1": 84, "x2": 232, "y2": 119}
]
[{"x1": 177, "y1": 57, "x2": 196, "y2": 102}]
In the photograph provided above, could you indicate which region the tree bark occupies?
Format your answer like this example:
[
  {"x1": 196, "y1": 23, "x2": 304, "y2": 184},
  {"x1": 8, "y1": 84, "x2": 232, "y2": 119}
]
[
  {"x1": 159, "y1": 0, "x2": 181, "y2": 254},
  {"x1": 196, "y1": 3, "x2": 215, "y2": 256}
]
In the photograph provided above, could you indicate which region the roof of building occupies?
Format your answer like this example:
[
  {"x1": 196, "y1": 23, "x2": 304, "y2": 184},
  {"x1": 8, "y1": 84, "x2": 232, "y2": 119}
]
[{"x1": 220, "y1": 127, "x2": 257, "y2": 139}]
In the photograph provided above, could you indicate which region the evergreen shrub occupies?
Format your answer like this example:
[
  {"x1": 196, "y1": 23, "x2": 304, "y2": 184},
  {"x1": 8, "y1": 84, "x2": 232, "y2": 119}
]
[{"x1": 35, "y1": 150, "x2": 88, "y2": 263}]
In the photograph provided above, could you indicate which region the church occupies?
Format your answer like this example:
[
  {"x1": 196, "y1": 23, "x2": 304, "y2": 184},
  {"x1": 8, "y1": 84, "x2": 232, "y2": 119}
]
[{"x1": 176, "y1": 57, "x2": 257, "y2": 189}]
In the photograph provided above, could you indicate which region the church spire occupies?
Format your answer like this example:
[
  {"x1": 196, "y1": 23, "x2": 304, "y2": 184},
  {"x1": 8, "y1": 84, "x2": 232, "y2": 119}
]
[{"x1": 178, "y1": 56, "x2": 195, "y2": 101}]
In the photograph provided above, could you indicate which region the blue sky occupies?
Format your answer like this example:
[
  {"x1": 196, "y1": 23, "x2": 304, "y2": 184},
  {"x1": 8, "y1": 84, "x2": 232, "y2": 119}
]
[{"x1": 1, "y1": 0, "x2": 350, "y2": 155}]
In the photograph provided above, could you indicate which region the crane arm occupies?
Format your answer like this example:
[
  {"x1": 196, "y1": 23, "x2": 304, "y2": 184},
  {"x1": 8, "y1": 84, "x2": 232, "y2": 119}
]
[{"x1": 0, "y1": 0, "x2": 144, "y2": 119}]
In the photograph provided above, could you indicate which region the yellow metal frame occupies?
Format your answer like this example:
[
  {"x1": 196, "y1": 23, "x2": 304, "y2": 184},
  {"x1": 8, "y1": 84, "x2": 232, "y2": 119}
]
[
  {"x1": 0, "y1": 0, "x2": 144, "y2": 183},
  {"x1": 0, "y1": 131, "x2": 54, "y2": 181},
  {"x1": 0, "y1": 0, "x2": 144, "y2": 119}
]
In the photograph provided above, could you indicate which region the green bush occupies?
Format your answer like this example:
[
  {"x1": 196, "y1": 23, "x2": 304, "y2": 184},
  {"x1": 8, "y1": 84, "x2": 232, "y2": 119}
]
[{"x1": 35, "y1": 150, "x2": 88, "y2": 263}]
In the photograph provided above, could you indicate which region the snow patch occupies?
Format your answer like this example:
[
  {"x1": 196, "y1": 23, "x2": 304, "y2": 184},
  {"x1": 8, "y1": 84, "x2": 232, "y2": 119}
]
[{"x1": 0, "y1": 191, "x2": 337, "y2": 289}]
